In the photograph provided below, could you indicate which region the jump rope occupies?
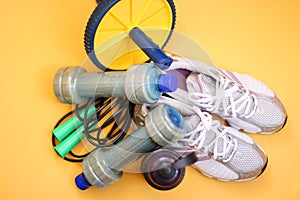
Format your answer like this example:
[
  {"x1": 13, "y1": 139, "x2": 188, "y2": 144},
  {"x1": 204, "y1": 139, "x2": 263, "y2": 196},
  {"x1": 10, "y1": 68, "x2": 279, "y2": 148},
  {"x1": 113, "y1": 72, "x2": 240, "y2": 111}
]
[{"x1": 52, "y1": 97, "x2": 135, "y2": 162}]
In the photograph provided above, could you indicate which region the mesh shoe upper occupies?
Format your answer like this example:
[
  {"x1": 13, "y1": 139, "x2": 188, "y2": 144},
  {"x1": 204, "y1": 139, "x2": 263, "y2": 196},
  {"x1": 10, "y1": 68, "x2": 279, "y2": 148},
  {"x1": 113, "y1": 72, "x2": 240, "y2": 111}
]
[{"x1": 166, "y1": 56, "x2": 287, "y2": 134}]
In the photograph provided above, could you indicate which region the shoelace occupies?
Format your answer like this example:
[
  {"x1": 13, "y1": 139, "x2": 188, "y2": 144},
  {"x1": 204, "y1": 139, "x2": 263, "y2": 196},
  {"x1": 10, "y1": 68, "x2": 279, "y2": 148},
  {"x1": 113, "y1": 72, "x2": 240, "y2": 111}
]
[
  {"x1": 158, "y1": 97, "x2": 237, "y2": 162},
  {"x1": 181, "y1": 106, "x2": 237, "y2": 162},
  {"x1": 189, "y1": 75, "x2": 258, "y2": 118}
]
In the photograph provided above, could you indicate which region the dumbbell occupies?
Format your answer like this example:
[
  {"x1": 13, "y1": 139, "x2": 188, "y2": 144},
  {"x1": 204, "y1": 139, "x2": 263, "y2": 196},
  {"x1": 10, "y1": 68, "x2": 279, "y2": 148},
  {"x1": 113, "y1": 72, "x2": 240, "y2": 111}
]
[
  {"x1": 53, "y1": 63, "x2": 177, "y2": 104},
  {"x1": 75, "y1": 104, "x2": 186, "y2": 190}
]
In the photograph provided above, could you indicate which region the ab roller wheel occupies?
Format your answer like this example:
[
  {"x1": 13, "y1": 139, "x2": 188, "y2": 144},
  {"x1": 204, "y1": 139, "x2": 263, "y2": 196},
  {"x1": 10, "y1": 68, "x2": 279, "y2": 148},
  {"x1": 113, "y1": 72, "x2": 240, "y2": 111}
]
[{"x1": 85, "y1": 0, "x2": 176, "y2": 70}]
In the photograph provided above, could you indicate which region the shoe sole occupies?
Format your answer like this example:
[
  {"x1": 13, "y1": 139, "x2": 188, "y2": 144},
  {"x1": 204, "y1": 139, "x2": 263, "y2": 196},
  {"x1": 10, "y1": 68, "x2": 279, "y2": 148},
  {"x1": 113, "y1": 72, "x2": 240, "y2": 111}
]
[
  {"x1": 228, "y1": 116, "x2": 287, "y2": 134},
  {"x1": 193, "y1": 158, "x2": 268, "y2": 182}
]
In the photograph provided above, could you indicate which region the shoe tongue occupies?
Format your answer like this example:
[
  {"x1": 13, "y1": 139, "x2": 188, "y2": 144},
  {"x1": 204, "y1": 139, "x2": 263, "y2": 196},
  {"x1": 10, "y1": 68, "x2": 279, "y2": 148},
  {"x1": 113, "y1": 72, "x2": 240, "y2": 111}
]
[
  {"x1": 184, "y1": 114, "x2": 201, "y2": 132},
  {"x1": 187, "y1": 72, "x2": 217, "y2": 96}
]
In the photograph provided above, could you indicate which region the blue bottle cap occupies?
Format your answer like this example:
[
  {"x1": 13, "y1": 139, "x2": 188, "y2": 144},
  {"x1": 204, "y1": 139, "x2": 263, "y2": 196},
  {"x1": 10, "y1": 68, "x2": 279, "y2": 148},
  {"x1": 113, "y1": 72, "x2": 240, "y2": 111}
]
[
  {"x1": 75, "y1": 173, "x2": 91, "y2": 190},
  {"x1": 158, "y1": 74, "x2": 178, "y2": 92},
  {"x1": 166, "y1": 105, "x2": 185, "y2": 129}
]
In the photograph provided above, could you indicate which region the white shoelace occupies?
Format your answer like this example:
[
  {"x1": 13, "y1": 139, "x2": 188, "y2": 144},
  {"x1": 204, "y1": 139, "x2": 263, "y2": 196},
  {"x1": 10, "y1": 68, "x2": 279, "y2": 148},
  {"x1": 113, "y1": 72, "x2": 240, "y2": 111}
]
[
  {"x1": 181, "y1": 106, "x2": 237, "y2": 162},
  {"x1": 189, "y1": 75, "x2": 258, "y2": 118},
  {"x1": 158, "y1": 97, "x2": 237, "y2": 162}
]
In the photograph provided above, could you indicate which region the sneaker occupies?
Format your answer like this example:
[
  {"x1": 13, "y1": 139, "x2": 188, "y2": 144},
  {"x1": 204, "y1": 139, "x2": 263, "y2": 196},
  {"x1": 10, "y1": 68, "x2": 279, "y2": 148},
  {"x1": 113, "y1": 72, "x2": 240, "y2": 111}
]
[
  {"x1": 165, "y1": 56, "x2": 287, "y2": 134},
  {"x1": 154, "y1": 97, "x2": 268, "y2": 181}
]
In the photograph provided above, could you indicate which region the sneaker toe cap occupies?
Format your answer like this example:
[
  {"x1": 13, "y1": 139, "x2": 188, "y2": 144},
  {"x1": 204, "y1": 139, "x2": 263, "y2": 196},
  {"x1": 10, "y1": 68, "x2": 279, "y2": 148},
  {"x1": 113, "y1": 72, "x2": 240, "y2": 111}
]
[{"x1": 251, "y1": 95, "x2": 287, "y2": 133}]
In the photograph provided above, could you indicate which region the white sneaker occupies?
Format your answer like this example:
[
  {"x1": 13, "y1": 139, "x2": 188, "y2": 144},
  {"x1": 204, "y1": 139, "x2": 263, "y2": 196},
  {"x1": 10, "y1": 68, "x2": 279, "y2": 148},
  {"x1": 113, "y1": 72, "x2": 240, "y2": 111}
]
[
  {"x1": 165, "y1": 56, "x2": 287, "y2": 134},
  {"x1": 155, "y1": 97, "x2": 268, "y2": 181}
]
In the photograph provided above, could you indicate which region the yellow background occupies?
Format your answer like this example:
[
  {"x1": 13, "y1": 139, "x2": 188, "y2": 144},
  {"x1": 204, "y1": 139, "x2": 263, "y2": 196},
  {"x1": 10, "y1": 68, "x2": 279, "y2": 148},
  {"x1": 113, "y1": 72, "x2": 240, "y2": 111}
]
[{"x1": 0, "y1": 0, "x2": 299, "y2": 199}]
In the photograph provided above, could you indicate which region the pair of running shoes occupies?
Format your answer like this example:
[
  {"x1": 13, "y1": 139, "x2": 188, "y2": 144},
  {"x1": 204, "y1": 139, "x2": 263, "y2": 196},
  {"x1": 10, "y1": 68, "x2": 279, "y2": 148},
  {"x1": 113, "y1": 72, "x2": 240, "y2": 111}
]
[{"x1": 134, "y1": 55, "x2": 287, "y2": 182}]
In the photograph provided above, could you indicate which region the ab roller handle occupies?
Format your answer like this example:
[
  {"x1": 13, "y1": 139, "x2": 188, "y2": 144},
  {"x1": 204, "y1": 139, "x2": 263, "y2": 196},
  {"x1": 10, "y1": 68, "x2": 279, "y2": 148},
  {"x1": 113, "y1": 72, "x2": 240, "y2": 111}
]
[
  {"x1": 129, "y1": 27, "x2": 173, "y2": 70},
  {"x1": 75, "y1": 104, "x2": 186, "y2": 190},
  {"x1": 53, "y1": 64, "x2": 178, "y2": 104}
]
